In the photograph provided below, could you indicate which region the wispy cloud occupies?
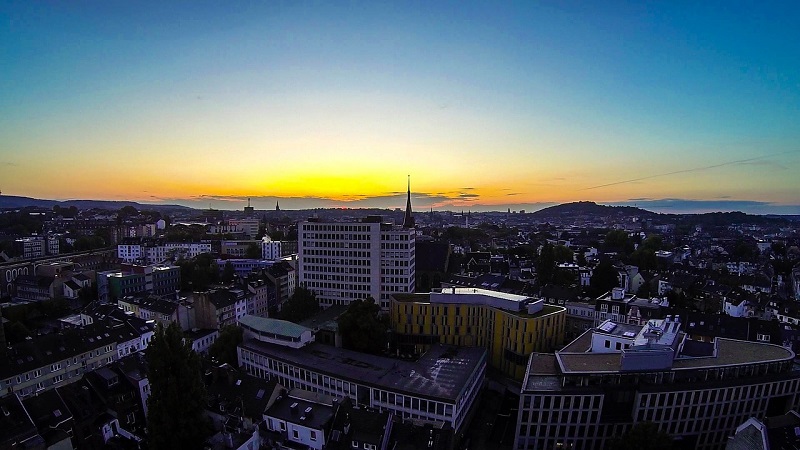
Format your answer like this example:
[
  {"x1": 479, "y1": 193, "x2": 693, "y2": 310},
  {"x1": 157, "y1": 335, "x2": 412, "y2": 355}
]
[{"x1": 581, "y1": 150, "x2": 798, "y2": 191}]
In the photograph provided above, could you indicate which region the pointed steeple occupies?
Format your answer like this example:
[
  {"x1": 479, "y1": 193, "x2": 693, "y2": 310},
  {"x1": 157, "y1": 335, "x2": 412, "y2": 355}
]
[
  {"x1": 276, "y1": 200, "x2": 280, "y2": 211},
  {"x1": 402, "y1": 175, "x2": 415, "y2": 229}
]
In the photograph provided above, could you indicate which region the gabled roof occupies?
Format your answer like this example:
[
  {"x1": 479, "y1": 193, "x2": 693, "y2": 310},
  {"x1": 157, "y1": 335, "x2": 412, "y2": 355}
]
[
  {"x1": 0, "y1": 394, "x2": 38, "y2": 447},
  {"x1": 119, "y1": 295, "x2": 179, "y2": 315},
  {"x1": 21, "y1": 389, "x2": 73, "y2": 432},
  {"x1": 205, "y1": 365, "x2": 279, "y2": 420},
  {"x1": 64, "y1": 280, "x2": 82, "y2": 291},
  {"x1": 14, "y1": 274, "x2": 55, "y2": 288},
  {"x1": 0, "y1": 323, "x2": 121, "y2": 379},
  {"x1": 208, "y1": 290, "x2": 241, "y2": 309}
]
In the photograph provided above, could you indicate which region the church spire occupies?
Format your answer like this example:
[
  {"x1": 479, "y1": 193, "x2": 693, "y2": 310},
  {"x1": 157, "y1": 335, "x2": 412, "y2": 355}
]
[{"x1": 402, "y1": 175, "x2": 415, "y2": 229}]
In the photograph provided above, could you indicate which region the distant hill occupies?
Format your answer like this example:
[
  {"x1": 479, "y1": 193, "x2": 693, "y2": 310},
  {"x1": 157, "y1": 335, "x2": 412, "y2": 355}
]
[
  {"x1": 0, "y1": 195, "x2": 192, "y2": 211},
  {"x1": 531, "y1": 201, "x2": 657, "y2": 218}
]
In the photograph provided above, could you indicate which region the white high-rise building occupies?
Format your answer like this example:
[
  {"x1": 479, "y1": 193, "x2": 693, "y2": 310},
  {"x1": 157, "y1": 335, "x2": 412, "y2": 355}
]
[
  {"x1": 261, "y1": 236, "x2": 282, "y2": 261},
  {"x1": 298, "y1": 217, "x2": 415, "y2": 310}
]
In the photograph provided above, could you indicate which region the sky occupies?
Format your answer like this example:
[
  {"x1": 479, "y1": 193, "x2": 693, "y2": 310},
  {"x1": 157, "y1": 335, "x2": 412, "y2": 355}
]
[{"x1": 1, "y1": 1, "x2": 799, "y2": 214}]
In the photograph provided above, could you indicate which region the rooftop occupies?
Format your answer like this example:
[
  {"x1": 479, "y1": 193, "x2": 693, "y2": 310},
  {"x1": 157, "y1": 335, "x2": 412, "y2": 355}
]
[
  {"x1": 266, "y1": 389, "x2": 338, "y2": 430},
  {"x1": 392, "y1": 291, "x2": 564, "y2": 319},
  {"x1": 240, "y1": 341, "x2": 486, "y2": 402},
  {"x1": 239, "y1": 315, "x2": 311, "y2": 340},
  {"x1": 554, "y1": 326, "x2": 794, "y2": 375}
]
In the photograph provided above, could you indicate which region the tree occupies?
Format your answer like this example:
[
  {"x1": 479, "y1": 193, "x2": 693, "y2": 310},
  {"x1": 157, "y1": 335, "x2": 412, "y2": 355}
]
[
  {"x1": 537, "y1": 243, "x2": 556, "y2": 284},
  {"x1": 146, "y1": 322, "x2": 211, "y2": 450},
  {"x1": 279, "y1": 287, "x2": 320, "y2": 323},
  {"x1": 208, "y1": 325, "x2": 243, "y2": 366},
  {"x1": 245, "y1": 242, "x2": 261, "y2": 259},
  {"x1": 337, "y1": 298, "x2": 387, "y2": 354},
  {"x1": 604, "y1": 229, "x2": 633, "y2": 254},
  {"x1": 590, "y1": 261, "x2": 620, "y2": 297},
  {"x1": 221, "y1": 261, "x2": 236, "y2": 284},
  {"x1": 608, "y1": 422, "x2": 673, "y2": 450},
  {"x1": 119, "y1": 205, "x2": 139, "y2": 217},
  {"x1": 553, "y1": 245, "x2": 574, "y2": 264}
]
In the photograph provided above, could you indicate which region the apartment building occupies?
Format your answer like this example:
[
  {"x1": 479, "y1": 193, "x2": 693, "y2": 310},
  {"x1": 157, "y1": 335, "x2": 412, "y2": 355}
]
[
  {"x1": 514, "y1": 316, "x2": 800, "y2": 450},
  {"x1": 117, "y1": 238, "x2": 212, "y2": 264},
  {"x1": 237, "y1": 316, "x2": 484, "y2": 434},
  {"x1": 97, "y1": 264, "x2": 180, "y2": 302},
  {"x1": 298, "y1": 216, "x2": 415, "y2": 310},
  {"x1": 391, "y1": 288, "x2": 566, "y2": 381},
  {"x1": 0, "y1": 318, "x2": 152, "y2": 399}
]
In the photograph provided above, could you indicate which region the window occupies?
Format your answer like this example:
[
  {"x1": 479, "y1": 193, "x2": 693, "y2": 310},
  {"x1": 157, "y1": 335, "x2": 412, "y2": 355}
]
[
  {"x1": 310, "y1": 430, "x2": 317, "y2": 441},
  {"x1": 292, "y1": 430, "x2": 299, "y2": 439}
]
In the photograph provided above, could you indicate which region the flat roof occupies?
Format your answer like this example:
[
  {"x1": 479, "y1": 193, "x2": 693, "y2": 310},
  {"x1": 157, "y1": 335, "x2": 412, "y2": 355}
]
[
  {"x1": 433, "y1": 287, "x2": 531, "y2": 302},
  {"x1": 240, "y1": 341, "x2": 486, "y2": 402},
  {"x1": 554, "y1": 331, "x2": 794, "y2": 374},
  {"x1": 392, "y1": 293, "x2": 564, "y2": 319},
  {"x1": 239, "y1": 315, "x2": 311, "y2": 340}
]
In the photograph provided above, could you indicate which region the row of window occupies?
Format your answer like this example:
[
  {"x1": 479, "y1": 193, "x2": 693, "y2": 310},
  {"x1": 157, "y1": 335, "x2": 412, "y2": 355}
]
[{"x1": 241, "y1": 348, "x2": 471, "y2": 430}]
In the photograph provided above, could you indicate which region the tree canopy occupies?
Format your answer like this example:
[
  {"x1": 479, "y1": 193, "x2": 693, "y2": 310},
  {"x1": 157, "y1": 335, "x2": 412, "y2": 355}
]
[
  {"x1": 245, "y1": 242, "x2": 261, "y2": 259},
  {"x1": 146, "y1": 322, "x2": 211, "y2": 450},
  {"x1": 337, "y1": 298, "x2": 388, "y2": 354},
  {"x1": 177, "y1": 253, "x2": 219, "y2": 290},
  {"x1": 278, "y1": 286, "x2": 320, "y2": 323},
  {"x1": 590, "y1": 260, "x2": 620, "y2": 297},
  {"x1": 208, "y1": 325, "x2": 243, "y2": 366}
]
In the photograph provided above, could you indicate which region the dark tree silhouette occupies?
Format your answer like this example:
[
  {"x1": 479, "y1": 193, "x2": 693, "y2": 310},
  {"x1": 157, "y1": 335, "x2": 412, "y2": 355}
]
[
  {"x1": 337, "y1": 298, "x2": 387, "y2": 354},
  {"x1": 146, "y1": 323, "x2": 210, "y2": 450},
  {"x1": 208, "y1": 325, "x2": 243, "y2": 366}
]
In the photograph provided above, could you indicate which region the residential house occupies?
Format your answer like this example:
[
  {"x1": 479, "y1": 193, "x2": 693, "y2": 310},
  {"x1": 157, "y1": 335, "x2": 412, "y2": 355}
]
[
  {"x1": 21, "y1": 389, "x2": 75, "y2": 450},
  {"x1": 118, "y1": 294, "x2": 192, "y2": 330},
  {"x1": 192, "y1": 289, "x2": 248, "y2": 330},
  {"x1": 262, "y1": 388, "x2": 341, "y2": 450}
]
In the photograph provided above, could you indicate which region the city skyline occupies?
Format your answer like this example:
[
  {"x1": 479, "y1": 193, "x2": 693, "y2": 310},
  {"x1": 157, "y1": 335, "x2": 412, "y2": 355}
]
[{"x1": 2, "y1": 2, "x2": 799, "y2": 215}]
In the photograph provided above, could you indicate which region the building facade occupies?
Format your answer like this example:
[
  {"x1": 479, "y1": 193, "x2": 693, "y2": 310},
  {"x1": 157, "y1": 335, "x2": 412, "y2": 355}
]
[
  {"x1": 514, "y1": 316, "x2": 800, "y2": 450},
  {"x1": 298, "y1": 217, "x2": 415, "y2": 310},
  {"x1": 391, "y1": 288, "x2": 566, "y2": 381},
  {"x1": 238, "y1": 331, "x2": 484, "y2": 434}
]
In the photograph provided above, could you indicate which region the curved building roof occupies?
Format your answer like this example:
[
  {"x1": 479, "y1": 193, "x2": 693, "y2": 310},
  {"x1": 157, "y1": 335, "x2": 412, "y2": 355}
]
[{"x1": 239, "y1": 315, "x2": 311, "y2": 340}]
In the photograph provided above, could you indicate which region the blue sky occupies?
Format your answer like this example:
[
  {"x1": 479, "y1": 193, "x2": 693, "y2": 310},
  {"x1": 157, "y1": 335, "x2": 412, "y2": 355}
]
[{"x1": 1, "y1": 1, "x2": 799, "y2": 213}]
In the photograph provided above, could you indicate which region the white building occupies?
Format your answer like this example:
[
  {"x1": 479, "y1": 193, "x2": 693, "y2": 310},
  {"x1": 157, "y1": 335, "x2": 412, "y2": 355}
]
[
  {"x1": 261, "y1": 236, "x2": 282, "y2": 261},
  {"x1": 239, "y1": 341, "x2": 485, "y2": 434},
  {"x1": 298, "y1": 217, "x2": 415, "y2": 310},
  {"x1": 118, "y1": 240, "x2": 212, "y2": 264},
  {"x1": 228, "y1": 218, "x2": 261, "y2": 239}
]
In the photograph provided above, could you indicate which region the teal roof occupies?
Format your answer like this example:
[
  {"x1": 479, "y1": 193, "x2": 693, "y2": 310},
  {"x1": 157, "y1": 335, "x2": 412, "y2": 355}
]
[{"x1": 239, "y1": 315, "x2": 311, "y2": 339}]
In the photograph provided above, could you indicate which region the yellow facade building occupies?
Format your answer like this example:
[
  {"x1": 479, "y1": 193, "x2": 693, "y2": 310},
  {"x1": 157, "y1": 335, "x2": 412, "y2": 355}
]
[{"x1": 391, "y1": 288, "x2": 566, "y2": 381}]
